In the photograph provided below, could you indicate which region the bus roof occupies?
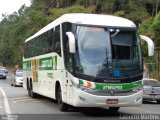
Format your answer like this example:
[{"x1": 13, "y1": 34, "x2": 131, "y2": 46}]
[{"x1": 25, "y1": 13, "x2": 136, "y2": 42}]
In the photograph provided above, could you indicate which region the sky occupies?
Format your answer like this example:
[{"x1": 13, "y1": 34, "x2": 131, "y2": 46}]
[{"x1": 0, "y1": 0, "x2": 31, "y2": 20}]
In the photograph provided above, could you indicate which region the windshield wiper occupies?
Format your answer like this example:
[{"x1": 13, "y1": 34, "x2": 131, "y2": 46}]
[
  {"x1": 95, "y1": 57, "x2": 109, "y2": 80},
  {"x1": 95, "y1": 47, "x2": 110, "y2": 80}
]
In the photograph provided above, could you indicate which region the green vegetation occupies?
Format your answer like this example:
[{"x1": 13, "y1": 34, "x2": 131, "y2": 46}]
[{"x1": 0, "y1": 0, "x2": 160, "y2": 78}]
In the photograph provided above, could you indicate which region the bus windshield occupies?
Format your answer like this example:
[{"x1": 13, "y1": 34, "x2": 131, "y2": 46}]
[
  {"x1": 75, "y1": 26, "x2": 112, "y2": 77},
  {"x1": 75, "y1": 26, "x2": 142, "y2": 79}
]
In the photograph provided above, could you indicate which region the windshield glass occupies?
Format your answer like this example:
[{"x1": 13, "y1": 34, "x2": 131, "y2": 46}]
[
  {"x1": 16, "y1": 72, "x2": 23, "y2": 77},
  {"x1": 75, "y1": 26, "x2": 112, "y2": 77},
  {"x1": 0, "y1": 70, "x2": 5, "y2": 73},
  {"x1": 110, "y1": 29, "x2": 142, "y2": 77},
  {"x1": 111, "y1": 29, "x2": 140, "y2": 60},
  {"x1": 75, "y1": 26, "x2": 142, "y2": 79},
  {"x1": 143, "y1": 80, "x2": 160, "y2": 87}
]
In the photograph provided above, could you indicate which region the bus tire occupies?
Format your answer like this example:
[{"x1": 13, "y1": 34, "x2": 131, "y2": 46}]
[
  {"x1": 57, "y1": 86, "x2": 68, "y2": 111},
  {"x1": 27, "y1": 80, "x2": 31, "y2": 97},
  {"x1": 30, "y1": 88, "x2": 36, "y2": 98},
  {"x1": 28, "y1": 79, "x2": 36, "y2": 98},
  {"x1": 109, "y1": 107, "x2": 120, "y2": 112},
  {"x1": 27, "y1": 78, "x2": 29, "y2": 90}
]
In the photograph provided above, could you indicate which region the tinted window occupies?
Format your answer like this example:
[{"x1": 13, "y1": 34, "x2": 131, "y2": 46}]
[
  {"x1": 24, "y1": 26, "x2": 62, "y2": 58},
  {"x1": 54, "y1": 25, "x2": 61, "y2": 56},
  {"x1": 62, "y1": 22, "x2": 72, "y2": 71},
  {"x1": 16, "y1": 72, "x2": 23, "y2": 77},
  {"x1": 143, "y1": 80, "x2": 160, "y2": 87}
]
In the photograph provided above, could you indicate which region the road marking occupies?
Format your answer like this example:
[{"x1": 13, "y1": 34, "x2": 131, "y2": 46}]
[
  {"x1": 11, "y1": 96, "x2": 44, "y2": 103},
  {"x1": 13, "y1": 99, "x2": 40, "y2": 103},
  {"x1": 11, "y1": 96, "x2": 31, "y2": 100},
  {"x1": 0, "y1": 87, "x2": 11, "y2": 114}
]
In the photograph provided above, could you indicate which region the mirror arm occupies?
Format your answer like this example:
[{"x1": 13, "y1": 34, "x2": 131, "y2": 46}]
[{"x1": 140, "y1": 35, "x2": 154, "y2": 56}]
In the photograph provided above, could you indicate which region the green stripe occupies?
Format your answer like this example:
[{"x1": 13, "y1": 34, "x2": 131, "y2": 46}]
[
  {"x1": 23, "y1": 56, "x2": 58, "y2": 71},
  {"x1": 79, "y1": 79, "x2": 142, "y2": 91},
  {"x1": 34, "y1": 60, "x2": 36, "y2": 70},
  {"x1": 23, "y1": 61, "x2": 31, "y2": 71},
  {"x1": 79, "y1": 80, "x2": 84, "y2": 85},
  {"x1": 53, "y1": 56, "x2": 57, "y2": 70},
  {"x1": 39, "y1": 57, "x2": 53, "y2": 70}
]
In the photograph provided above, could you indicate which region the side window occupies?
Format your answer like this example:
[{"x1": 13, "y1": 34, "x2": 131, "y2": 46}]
[
  {"x1": 44, "y1": 32, "x2": 48, "y2": 54},
  {"x1": 48, "y1": 29, "x2": 54, "y2": 53},
  {"x1": 62, "y1": 22, "x2": 72, "y2": 72},
  {"x1": 54, "y1": 25, "x2": 61, "y2": 56},
  {"x1": 24, "y1": 42, "x2": 28, "y2": 58},
  {"x1": 36, "y1": 36, "x2": 41, "y2": 56},
  {"x1": 30, "y1": 40, "x2": 34, "y2": 57}
]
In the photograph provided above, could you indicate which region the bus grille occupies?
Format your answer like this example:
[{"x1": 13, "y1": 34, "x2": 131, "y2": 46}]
[{"x1": 85, "y1": 90, "x2": 140, "y2": 96}]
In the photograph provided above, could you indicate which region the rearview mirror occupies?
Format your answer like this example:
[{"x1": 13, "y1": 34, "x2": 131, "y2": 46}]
[
  {"x1": 66, "y1": 32, "x2": 76, "y2": 53},
  {"x1": 140, "y1": 35, "x2": 154, "y2": 56}
]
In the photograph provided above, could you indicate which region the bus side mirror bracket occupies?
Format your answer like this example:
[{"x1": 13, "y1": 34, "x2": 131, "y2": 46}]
[
  {"x1": 140, "y1": 35, "x2": 154, "y2": 56},
  {"x1": 66, "y1": 32, "x2": 76, "y2": 53}
]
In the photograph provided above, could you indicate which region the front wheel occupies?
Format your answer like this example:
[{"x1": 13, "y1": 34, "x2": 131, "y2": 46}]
[
  {"x1": 57, "y1": 87, "x2": 68, "y2": 111},
  {"x1": 28, "y1": 81, "x2": 36, "y2": 98},
  {"x1": 157, "y1": 100, "x2": 160, "y2": 104},
  {"x1": 109, "y1": 107, "x2": 120, "y2": 112}
]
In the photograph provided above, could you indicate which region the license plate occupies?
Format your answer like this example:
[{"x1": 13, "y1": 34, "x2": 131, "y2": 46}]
[{"x1": 106, "y1": 99, "x2": 118, "y2": 104}]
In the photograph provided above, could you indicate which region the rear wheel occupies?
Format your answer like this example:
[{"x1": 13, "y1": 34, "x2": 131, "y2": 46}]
[
  {"x1": 57, "y1": 87, "x2": 68, "y2": 111},
  {"x1": 109, "y1": 107, "x2": 120, "y2": 112},
  {"x1": 27, "y1": 80, "x2": 31, "y2": 96},
  {"x1": 29, "y1": 88, "x2": 36, "y2": 98},
  {"x1": 28, "y1": 80, "x2": 36, "y2": 98}
]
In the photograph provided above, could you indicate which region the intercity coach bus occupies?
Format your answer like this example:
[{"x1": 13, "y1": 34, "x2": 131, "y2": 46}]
[{"x1": 23, "y1": 13, "x2": 154, "y2": 111}]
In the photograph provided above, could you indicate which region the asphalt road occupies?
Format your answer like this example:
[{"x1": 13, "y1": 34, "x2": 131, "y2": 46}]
[{"x1": 0, "y1": 77, "x2": 160, "y2": 120}]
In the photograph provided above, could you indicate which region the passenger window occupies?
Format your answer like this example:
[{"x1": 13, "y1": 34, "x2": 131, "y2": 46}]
[{"x1": 54, "y1": 25, "x2": 61, "y2": 56}]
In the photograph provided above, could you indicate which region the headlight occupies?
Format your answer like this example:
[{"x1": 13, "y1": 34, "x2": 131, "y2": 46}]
[
  {"x1": 143, "y1": 89, "x2": 148, "y2": 94},
  {"x1": 132, "y1": 86, "x2": 143, "y2": 92},
  {"x1": 71, "y1": 80, "x2": 80, "y2": 88},
  {"x1": 79, "y1": 85, "x2": 95, "y2": 91},
  {"x1": 71, "y1": 81, "x2": 95, "y2": 91}
]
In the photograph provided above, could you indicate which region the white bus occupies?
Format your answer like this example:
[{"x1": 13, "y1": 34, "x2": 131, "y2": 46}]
[{"x1": 23, "y1": 13, "x2": 154, "y2": 111}]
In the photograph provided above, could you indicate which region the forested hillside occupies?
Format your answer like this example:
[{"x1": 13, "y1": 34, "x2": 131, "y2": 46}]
[{"x1": 0, "y1": 0, "x2": 160, "y2": 74}]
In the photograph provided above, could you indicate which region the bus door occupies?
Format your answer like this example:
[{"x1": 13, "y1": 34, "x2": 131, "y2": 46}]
[{"x1": 65, "y1": 71, "x2": 73, "y2": 104}]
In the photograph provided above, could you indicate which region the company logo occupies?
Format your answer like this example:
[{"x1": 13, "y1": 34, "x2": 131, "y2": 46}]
[
  {"x1": 41, "y1": 59, "x2": 52, "y2": 68},
  {"x1": 110, "y1": 91, "x2": 116, "y2": 96}
]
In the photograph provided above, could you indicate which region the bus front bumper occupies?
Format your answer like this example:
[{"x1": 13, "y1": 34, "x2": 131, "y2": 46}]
[{"x1": 72, "y1": 88, "x2": 143, "y2": 107}]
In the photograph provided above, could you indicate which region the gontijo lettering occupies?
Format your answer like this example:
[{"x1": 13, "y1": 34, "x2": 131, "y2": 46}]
[{"x1": 41, "y1": 59, "x2": 52, "y2": 68}]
